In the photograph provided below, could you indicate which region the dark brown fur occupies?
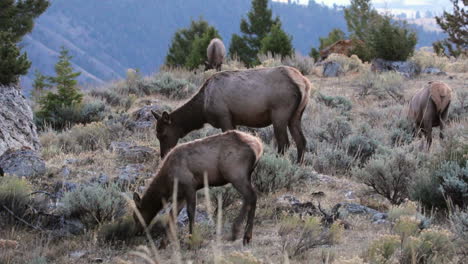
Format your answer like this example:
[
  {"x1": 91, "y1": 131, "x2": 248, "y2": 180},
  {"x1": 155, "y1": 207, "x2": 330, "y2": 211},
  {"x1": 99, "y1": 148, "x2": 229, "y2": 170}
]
[
  {"x1": 133, "y1": 131, "x2": 263, "y2": 245},
  {"x1": 408, "y1": 81, "x2": 453, "y2": 148},
  {"x1": 152, "y1": 66, "x2": 312, "y2": 163}
]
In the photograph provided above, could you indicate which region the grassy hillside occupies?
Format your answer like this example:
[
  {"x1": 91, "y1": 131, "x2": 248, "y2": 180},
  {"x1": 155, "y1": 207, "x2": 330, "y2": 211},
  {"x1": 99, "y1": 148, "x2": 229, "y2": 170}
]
[
  {"x1": 1, "y1": 51, "x2": 467, "y2": 263},
  {"x1": 20, "y1": 0, "x2": 445, "y2": 94}
]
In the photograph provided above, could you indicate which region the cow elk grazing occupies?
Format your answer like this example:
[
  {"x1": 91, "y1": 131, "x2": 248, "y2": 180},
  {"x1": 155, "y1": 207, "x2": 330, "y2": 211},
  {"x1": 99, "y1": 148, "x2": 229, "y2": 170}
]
[
  {"x1": 408, "y1": 81, "x2": 453, "y2": 149},
  {"x1": 152, "y1": 66, "x2": 312, "y2": 163},
  {"x1": 133, "y1": 131, "x2": 263, "y2": 245},
  {"x1": 205, "y1": 38, "x2": 226, "y2": 71}
]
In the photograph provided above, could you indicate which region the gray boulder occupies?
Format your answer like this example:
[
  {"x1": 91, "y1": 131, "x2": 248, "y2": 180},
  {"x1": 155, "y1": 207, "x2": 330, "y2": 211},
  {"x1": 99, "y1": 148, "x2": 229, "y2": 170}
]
[
  {"x1": 323, "y1": 61, "x2": 345, "y2": 77},
  {"x1": 0, "y1": 86, "x2": 40, "y2": 156},
  {"x1": 131, "y1": 102, "x2": 169, "y2": 129},
  {"x1": 0, "y1": 148, "x2": 46, "y2": 178},
  {"x1": 371, "y1": 59, "x2": 421, "y2": 78}
]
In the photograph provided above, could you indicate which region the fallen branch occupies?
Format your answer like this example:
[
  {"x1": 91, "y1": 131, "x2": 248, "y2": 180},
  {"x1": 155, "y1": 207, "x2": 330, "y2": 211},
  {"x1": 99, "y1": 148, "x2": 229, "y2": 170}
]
[
  {"x1": 1, "y1": 205, "x2": 44, "y2": 231},
  {"x1": 28, "y1": 190, "x2": 57, "y2": 199}
]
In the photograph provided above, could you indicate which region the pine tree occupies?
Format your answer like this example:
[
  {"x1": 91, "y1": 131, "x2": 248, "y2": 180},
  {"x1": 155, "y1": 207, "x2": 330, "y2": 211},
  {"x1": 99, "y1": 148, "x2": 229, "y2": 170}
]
[
  {"x1": 344, "y1": 0, "x2": 379, "y2": 41},
  {"x1": 366, "y1": 17, "x2": 417, "y2": 61},
  {"x1": 48, "y1": 47, "x2": 82, "y2": 106},
  {"x1": 434, "y1": 0, "x2": 467, "y2": 57},
  {"x1": 260, "y1": 23, "x2": 293, "y2": 57},
  {"x1": 165, "y1": 19, "x2": 219, "y2": 67},
  {"x1": 37, "y1": 47, "x2": 82, "y2": 129},
  {"x1": 309, "y1": 48, "x2": 320, "y2": 61},
  {"x1": 185, "y1": 27, "x2": 221, "y2": 70},
  {"x1": 0, "y1": 32, "x2": 30, "y2": 85},
  {"x1": 319, "y1": 29, "x2": 346, "y2": 50},
  {"x1": 0, "y1": 0, "x2": 49, "y2": 85},
  {"x1": 31, "y1": 69, "x2": 49, "y2": 101},
  {"x1": 0, "y1": 0, "x2": 49, "y2": 41},
  {"x1": 229, "y1": 0, "x2": 280, "y2": 66}
]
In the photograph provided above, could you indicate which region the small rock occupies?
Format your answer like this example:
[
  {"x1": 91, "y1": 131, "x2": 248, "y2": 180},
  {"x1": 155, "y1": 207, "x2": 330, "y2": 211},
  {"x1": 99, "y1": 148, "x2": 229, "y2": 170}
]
[
  {"x1": 64, "y1": 158, "x2": 79, "y2": 165},
  {"x1": 54, "y1": 181, "x2": 78, "y2": 198},
  {"x1": 340, "y1": 203, "x2": 380, "y2": 216},
  {"x1": 422, "y1": 66, "x2": 446, "y2": 75},
  {"x1": 116, "y1": 164, "x2": 147, "y2": 186},
  {"x1": 372, "y1": 213, "x2": 388, "y2": 222},
  {"x1": 345, "y1": 191, "x2": 357, "y2": 200},
  {"x1": 275, "y1": 194, "x2": 317, "y2": 217},
  {"x1": 323, "y1": 61, "x2": 345, "y2": 77},
  {"x1": 58, "y1": 166, "x2": 71, "y2": 178},
  {"x1": 110, "y1": 141, "x2": 156, "y2": 163},
  {"x1": 311, "y1": 191, "x2": 326, "y2": 198},
  {"x1": 373, "y1": 219, "x2": 389, "y2": 225},
  {"x1": 69, "y1": 250, "x2": 87, "y2": 259},
  {"x1": 131, "y1": 104, "x2": 165, "y2": 129},
  {"x1": 63, "y1": 219, "x2": 85, "y2": 235},
  {"x1": 109, "y1": 141, "x2": 132, "y2": 153},
  {"x1": 0, "y1": 148, "x2": 46, "y2": 178},
  {"x1": 91, "y1": 173, "x2": 109, "y2": 185},
  {"x1": 177, "y1": 208, "x2": 213, "y2": 227},
  {"x1": 276, "y1": 194, "x2": 301, "y2": 206}
]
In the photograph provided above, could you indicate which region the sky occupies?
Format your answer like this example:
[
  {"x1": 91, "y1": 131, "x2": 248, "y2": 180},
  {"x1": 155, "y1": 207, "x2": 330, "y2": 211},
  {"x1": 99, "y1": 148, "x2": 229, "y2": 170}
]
[{"x1": 274, "y1": 0, "x2": 454, "y2": 17}]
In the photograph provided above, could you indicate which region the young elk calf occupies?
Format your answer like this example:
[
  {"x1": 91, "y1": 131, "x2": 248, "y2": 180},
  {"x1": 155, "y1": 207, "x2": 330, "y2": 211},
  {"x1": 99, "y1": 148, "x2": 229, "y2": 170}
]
[{"x1": 133, "y1": 131, "x2": 263, "y2": 245}]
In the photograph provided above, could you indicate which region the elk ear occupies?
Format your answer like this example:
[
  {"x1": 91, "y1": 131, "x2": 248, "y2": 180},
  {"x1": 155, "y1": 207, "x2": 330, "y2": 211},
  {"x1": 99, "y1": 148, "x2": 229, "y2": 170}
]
[
  {"x1": 151, "y1": 110, "x2": 161, "y2": 120},
  {"x1": 161, "y1": 111, "x2": 171, "y2": 124},
  {"x1": 133, "y1": 192, "x2": 141, "y2": 208}
]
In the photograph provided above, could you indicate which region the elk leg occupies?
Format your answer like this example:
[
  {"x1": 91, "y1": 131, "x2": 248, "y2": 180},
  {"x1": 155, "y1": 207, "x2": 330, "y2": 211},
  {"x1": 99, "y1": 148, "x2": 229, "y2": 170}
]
[
  {"x1": 185, "y1": 187, "x2": 197, "y2": 235},
  {"x1": 219, "y1": 116, "x2": 235, "y2": 132},
  {"x1": 168, "y1": 198, "x2": 186, "y2": 228},
  {"x1": 439, "y1": 118, "x2": 445, "y2": 139},
  {"x1": 288, "y1": 108, "x2": 307, "y2": 163},
  {"x1": 424, "y1": 119, "x2": 433, "y2": 150},
  {"x1": 272, "y1": 113, "x2": 290, "y2": 155},
  {"x1": 162, "y1": 198, "x2": 186, "y2": 248},
  {"x1": 230, "y1": 175, "x2": 257, "y2": 245},
  {"x1": 243, "y1": 186, "x2": 257, "y2": 245}
]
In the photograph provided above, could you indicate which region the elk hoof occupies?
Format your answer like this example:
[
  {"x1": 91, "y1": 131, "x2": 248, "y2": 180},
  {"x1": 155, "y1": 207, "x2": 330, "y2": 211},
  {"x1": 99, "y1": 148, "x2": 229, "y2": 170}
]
[
  {"x1": 230, "y1": 233, "x2": 237, "y2": 241},
  {"x1": 242, "y1": 236, "x2": 251, "y2": 245}
]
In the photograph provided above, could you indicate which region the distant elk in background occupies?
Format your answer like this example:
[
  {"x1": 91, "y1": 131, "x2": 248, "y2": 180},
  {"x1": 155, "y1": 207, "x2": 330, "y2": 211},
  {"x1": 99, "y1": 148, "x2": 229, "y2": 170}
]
[
  {"x1": 408, "y1": 81, "x2": 453, "y2": 149},
  {"x1": 319, "y1": 39, "x2": 364, "y2": 61},
  {"x1": 205, "y1": 38, "x2": 226, "y2": 71}
]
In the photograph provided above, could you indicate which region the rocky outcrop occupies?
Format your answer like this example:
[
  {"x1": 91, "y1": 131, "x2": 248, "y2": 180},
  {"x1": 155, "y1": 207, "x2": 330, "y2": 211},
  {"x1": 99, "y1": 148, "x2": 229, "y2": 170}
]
[
  {"x1": 371, "y1": 59, "x2": 421, "y2": 78},
  {"x1": 0, "y1": 147, "x2": 46, "y2": 178},
  {"x1": 0, "y1": 86, "x2": 40, "y2": 156},
  {"x1": 320, "y1": 39, "x2": 364, "y2": 61}
]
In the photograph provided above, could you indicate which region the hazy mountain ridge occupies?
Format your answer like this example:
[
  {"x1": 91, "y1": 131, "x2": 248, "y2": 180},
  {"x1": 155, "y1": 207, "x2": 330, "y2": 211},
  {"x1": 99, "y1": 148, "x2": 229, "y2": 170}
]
[{"x1": 20, "y1": 0, "x2": 445, "y2": 94}]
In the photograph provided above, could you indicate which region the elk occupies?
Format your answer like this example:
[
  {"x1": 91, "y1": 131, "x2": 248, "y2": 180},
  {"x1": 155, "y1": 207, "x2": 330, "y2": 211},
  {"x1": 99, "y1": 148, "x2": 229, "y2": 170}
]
[
  {"x1": 408, "y1": 81, "x2": 453, "y2": 149},
  {"x1": 133, "y1": 130, "x2": 263, "y2": 245},
  {"x1": 205, "y1": 38, "x2": 226, "y2": 71},
  {"x1": 152, "y1": 66, "x2": 312, "y2": 163}
]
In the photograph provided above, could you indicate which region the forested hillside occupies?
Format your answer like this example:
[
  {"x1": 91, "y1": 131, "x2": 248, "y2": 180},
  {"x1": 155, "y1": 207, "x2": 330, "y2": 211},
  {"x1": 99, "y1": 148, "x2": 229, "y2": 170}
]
[{"x1": 20, "y1": 0, "x2": 445, "y2": 93}]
